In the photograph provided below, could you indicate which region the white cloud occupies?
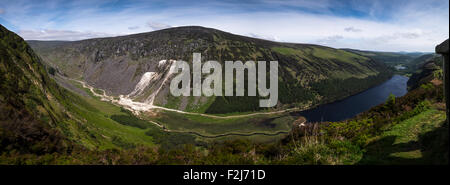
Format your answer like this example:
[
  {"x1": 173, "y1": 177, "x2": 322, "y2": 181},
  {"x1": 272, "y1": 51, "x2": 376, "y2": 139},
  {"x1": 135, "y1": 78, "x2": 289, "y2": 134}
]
[
  {"x1": 128, "y1": 26, "x2": 140, "y2": 30},
  {"x1": 395, "y1": 32, "x2": 421, "y2": 39},
  {"x1": 18, "y1": 29, "x2": 118, "y2": 41},
  {"x1": 1, "y1": 0, "x2": 447, "y2": 52},
  {"x1": 0, "y1": 9, "x2": 4, "y2": 14},
  {"x1": 344, "y1": 27, "x2": 362, "y2": 32},
  {"x1": 246, "y1": 33, "x2": 279, "y2": 41},
  {"x1": 261, "y1": 0, "x2": 332, "y2": 11},
  {"x1": 317, "y1": 35, "x2": 344, "y2": 44},
  {"x1": 147, "y1": 21, "x2": 171, "y2": 31},
  {"x1": 174, "y1": 11, "x2": 446, "y2": 52}
]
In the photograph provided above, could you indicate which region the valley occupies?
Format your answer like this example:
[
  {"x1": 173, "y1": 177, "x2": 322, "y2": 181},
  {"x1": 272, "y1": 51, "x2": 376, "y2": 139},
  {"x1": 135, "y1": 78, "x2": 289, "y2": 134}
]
[
  {"x1": 28, "y1": 26, "x2": 440, "y2": 141},
  {"x1": 28, "y1": 26, "x2": 391, "y2": 115},
  {"x1": 19, "y1": 26, "x2": 400, "y2": 143},
  {"x1": 60, "y1": 73, "x2": 295, "y2": 142},
  {"x1": 1, "y1": 23, "x2": 447, "y2": 165}
]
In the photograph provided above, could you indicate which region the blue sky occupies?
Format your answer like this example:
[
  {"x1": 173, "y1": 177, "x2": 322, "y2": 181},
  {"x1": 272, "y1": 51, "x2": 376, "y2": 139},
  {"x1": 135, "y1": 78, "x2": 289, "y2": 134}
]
[{"x1": 0, "y1": 0, "x2": 448, "y2": 52}]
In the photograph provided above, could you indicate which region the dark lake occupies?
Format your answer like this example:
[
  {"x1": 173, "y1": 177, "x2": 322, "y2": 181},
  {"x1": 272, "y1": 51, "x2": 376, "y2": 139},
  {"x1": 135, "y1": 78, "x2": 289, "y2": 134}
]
[{"x1": 292, "y1": 75, "x2": 409, "y2": 122}]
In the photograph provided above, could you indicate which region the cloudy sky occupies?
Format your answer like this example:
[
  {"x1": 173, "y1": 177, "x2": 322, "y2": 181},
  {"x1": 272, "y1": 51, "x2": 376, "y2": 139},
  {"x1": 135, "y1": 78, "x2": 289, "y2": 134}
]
[{"x1": 0, "y1": 0, "x2": 448, "y2": 52}]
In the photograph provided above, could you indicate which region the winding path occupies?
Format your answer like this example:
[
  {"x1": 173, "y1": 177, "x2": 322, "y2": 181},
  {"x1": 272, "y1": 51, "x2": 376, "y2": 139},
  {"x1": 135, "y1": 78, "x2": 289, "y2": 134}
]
[
  {"x1": 66, "y1": 77, "x2": 305, "y2": 137},
  {"x1": 70, "y1": 77, "x2": 301, "y2": 119}
]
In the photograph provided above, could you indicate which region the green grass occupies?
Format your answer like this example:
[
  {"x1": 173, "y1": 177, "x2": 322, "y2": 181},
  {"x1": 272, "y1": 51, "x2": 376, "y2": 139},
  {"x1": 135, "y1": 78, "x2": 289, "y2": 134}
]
[
  {"x1": 312, "y1": 47, "x2": 367, "y2": 63},
  {"x1": 142, "y1": 109, "x2": 294, "y2": 138},
  {"x1": 272, "y1": 46, "x2": 378, "y2": 79},
  {"x1": 382, "y1": 109, "x2": 444, "y2": 145},
  {"x1": 68, "y1": 78, "x2": 294, "y2": 148},
  {"x1": 272, "y1": 46, "x2": 310, "y2": 58},
  {"x1": 185, "y1": 96, "x2": 216, "y2": 113},
  {"x1": 272, "y1": 46, "x2": 368, "y2": 63},
  {"x1": 358, "y1": 108, "x2": 447, "y2": 164},
  {"x1": 93, "y1": 88, "x2": 104, "y2": 95},
  {"x1": 57, "y1": 79, "x2": 156, "y2": 150}
]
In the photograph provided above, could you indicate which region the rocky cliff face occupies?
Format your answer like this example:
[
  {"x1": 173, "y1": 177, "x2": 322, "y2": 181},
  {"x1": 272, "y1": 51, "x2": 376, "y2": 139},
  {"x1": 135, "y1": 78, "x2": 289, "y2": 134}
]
[{"x1": 29, "y1": 26, "x2": 391, "y2": 114}]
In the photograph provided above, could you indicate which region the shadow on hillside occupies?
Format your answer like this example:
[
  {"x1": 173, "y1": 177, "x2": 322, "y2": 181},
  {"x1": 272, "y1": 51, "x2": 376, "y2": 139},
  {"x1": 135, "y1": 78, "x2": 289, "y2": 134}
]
[{"x1": 357, "y1": 122, "x2": 448, "y2": 165}]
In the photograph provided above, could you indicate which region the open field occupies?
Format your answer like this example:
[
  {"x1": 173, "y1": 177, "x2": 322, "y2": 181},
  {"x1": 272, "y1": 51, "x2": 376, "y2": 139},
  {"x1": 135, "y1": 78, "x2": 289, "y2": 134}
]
[
  {"x1": 61, "y1": 77, "x2": 296, "y2": 149},
  {"x1": 141, "y1": 109, "x2": 294, "y2": 136}
]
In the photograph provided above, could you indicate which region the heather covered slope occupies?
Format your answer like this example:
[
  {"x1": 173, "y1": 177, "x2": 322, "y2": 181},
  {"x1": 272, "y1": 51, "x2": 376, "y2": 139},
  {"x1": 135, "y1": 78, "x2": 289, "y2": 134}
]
[
  {"x1": 29, "y1": 26, "x2": 391, "y2": 114},
  {"x1": 0, "y1": 24, "x2": 70, "y2": 154}
]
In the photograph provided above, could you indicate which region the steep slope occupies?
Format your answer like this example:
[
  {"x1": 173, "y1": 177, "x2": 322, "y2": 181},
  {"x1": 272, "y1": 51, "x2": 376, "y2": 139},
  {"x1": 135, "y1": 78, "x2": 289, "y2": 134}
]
[
  {"x1": 29, "y1": 26, "x2": 391, "y2": 114},
  {"x1": 0, "y1": 24, "x2": 69, "y2": 154},
  {"x1": 0, "y1": 24, "x2": 160, "y2": 154},
  {"x1": 407, "y1": 55, "x2": 443, "y2": 90},
  {"x1": 406, "y1": 53, "x2": 438, "y2": 72}
]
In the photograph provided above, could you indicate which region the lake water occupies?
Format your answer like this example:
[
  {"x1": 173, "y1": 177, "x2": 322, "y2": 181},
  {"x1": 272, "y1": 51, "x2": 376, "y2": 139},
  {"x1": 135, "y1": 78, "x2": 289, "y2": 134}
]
[{"x1": 292, "y1": 75, "x2": 409, "y2": 122}]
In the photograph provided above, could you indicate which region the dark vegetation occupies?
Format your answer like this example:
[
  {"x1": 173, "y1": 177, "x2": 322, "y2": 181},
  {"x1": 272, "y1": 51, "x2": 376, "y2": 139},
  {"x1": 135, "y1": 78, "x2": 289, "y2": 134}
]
[
  {"x1": 205, "y1": 89, "x2": 264, "y2": 113},
  {"x1": 407, "y1": 54, "x2": 439, "y2": 70},
  {"x1": 407, "y1": 55, "x2": 443, "y2": 90},
  {"x1": 110, "y1": 108, "x2": 152, "y2": 129},
  {"x1": 48, "y1": 66, "x2": 56, "y2": 76},
  {"x1": 0, "y1": 24, "x2": 70, "y2": 156},
  {"x1": 310, "y1": 72, "x2": 392, "y2": 103},
  {"x1": 144, "y1": 129, "x2": 200, "y2": 151},
  {"x1": 110, "y1": 108, "x2": 200, "y2": 150}
]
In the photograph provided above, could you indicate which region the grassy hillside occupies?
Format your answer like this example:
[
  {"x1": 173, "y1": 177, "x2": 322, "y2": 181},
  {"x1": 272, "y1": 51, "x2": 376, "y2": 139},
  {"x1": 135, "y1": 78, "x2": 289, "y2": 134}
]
[
  {"x1": 56, "y1": 79, "x2": 156, "y2": 149},
  {"x1": 359, "y1": 107, "x2": 447, "y2": 164},
  {"x1": 0, "y1": 24, "x2": 157, "y2": 156},
  {"x1": 1, "y1": 24, "x2": 70, "y2": 155},
  {"x1": 407, "y1": 54, "x2": 437, "y2": 71},
  {"x1": 407, "y1": 55, "x2": 443, "y2": 90}
]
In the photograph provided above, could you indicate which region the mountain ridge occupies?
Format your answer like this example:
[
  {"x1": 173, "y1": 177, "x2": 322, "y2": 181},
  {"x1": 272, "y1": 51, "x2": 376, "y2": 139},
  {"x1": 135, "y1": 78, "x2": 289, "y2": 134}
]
[{"x1": 28, "y1": 26, "x2": 392, "y2": 114}]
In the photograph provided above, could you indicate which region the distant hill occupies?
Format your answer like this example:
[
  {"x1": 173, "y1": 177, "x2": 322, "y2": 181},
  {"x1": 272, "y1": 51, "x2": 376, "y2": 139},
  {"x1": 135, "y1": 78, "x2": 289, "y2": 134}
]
[
  {"x1": 343, "y1": 49, "x2": 427, "y2": 64},
  {"x1": 407, "y1": 54, "x2": 443, "y2": 90},
  {"x1": 407, "y1": 53, "x2": 438, "y2": 71},
  {"x1": 28, "y1": 26, "x2": 391, "y2": 114},
  {"x1": 343, "y1": 48, "x2": 434, "y2": 75}
]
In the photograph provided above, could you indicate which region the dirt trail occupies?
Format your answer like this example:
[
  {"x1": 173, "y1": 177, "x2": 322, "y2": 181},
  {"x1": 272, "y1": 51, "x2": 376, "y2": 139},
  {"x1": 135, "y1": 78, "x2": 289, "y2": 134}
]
[
  {"x1": 63, "y1": 76, "x2": 302, "y2": 137},
  {"x1": 70, "y1": 77, "x2": 301, "y2": 119}
]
